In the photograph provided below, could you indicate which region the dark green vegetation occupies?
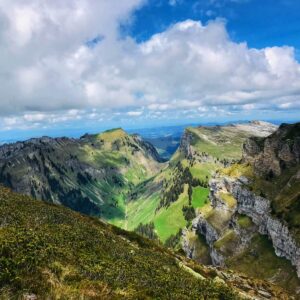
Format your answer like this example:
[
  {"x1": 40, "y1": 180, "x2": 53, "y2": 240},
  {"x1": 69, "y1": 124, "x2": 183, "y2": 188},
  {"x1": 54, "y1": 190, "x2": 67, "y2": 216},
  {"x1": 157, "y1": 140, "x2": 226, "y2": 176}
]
[
  {"x1": 134, "y1": 222, "x2": 158, "y2": 240},
  {"x1": 203, "y1": 122, "x2": 300, "y2": 294},
  {"x1": 0, "y1": 186, "x2": 241, "y2": 299}
]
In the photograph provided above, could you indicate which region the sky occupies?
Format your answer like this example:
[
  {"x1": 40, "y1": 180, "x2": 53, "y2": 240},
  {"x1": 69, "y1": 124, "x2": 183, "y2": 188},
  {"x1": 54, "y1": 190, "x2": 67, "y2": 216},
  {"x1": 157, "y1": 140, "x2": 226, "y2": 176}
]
[{"x1": 0, "y1": 0, "x2": 299, "y2": 138}]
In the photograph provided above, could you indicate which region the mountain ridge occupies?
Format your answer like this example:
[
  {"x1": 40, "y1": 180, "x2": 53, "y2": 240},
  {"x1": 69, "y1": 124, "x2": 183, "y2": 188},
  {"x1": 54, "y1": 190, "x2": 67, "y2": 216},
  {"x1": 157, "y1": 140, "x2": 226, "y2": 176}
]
[{"x1": 0, "y1": 128, "x2": 164, "y2": 220}]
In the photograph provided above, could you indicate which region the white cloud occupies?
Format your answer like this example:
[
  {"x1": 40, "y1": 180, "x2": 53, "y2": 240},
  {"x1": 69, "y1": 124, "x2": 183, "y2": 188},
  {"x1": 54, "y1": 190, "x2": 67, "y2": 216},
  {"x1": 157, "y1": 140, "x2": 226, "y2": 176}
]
[
  {"x1": 127, "y1": 111, "x2": 143, "y2": 116},
  {"x1": 0, "y1": 1, "x2": 299, "y2": 130}
]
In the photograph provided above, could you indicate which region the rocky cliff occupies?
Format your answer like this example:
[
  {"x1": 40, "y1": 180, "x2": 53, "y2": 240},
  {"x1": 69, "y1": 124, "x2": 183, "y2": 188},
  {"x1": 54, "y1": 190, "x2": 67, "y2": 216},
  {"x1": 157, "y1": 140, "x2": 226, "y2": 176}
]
[
  {"x1": 182, "y1": 122, "x2": 300, "y2": 295},
  {"x1": 243, "y1": 122, "x2": 300, "y2": 177},
  {"x1": 228, "y1": 177, "x2": 300, "y2": 276}
]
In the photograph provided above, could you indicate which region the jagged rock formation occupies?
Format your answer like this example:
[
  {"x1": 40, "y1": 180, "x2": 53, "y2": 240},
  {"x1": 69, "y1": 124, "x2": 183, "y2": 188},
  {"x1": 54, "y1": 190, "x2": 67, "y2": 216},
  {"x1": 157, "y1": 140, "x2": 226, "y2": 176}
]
[{"x1": 209, "y1": 175, "x2": 300, "y2": 275}]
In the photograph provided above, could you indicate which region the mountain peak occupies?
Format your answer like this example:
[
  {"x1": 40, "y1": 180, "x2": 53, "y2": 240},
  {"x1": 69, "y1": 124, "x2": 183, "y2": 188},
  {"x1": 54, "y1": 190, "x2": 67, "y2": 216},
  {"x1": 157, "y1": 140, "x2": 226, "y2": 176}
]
[{"x1": 97, "y1": 128, "x2": 127, "y2": 142}]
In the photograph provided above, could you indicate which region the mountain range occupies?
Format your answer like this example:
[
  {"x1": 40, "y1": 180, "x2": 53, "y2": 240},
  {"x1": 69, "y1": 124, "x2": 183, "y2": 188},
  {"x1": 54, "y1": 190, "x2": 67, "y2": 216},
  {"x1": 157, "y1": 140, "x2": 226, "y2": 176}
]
[{"x1": 0, "y1": 120, "x2": 299, "y2": 298}]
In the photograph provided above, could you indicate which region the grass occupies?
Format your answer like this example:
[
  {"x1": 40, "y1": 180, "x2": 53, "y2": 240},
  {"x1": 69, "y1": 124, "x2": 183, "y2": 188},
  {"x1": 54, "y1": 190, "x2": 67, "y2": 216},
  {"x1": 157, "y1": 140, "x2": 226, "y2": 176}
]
[
  {"x1": 0, "y1": 126, "x2": 164, "y2": 228},
  {"x1": 0, "y1": 186, "x2": 238, "y2": 299},
  {"x1": 192, "y1": 186, "x2": 209, "y2": 209},
  {"x1": 154, "y1": 185, "x2": 189, "y2": 242},
  {"x1": 237, "y1": 215, "x2": 253, "y2": 229},
  {"x1": 97, "y1": 128, "x2": 127, "y2": 142},
  {"x1": 187, "y1": 127, "x2": 250, "y2": 160},
  {"x1": 190, "y1": 162, "x2": 216, "y2": 181},
  {"x1": 214, "y1": 230, "x2": 237, "y2": 250},
  {"x1": 126, "y1": 193, "x2": 160, "y2": 231},
  {"x1": 219, "y1": 192, "x2": 237, "y2": 209},
  {"x1": 221, "y1": 163, "x2": 254, "y2": 179},
  {"x1": 205, "y1": 208, "x2": 233, "y2": 235}
]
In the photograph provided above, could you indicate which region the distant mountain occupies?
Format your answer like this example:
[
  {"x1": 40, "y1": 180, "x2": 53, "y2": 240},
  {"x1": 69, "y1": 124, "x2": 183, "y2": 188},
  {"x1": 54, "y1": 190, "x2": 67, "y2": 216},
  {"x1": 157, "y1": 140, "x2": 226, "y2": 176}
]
[
  {"x1": 0, "y1": 128, "x2": 163, "y2": 221},
  {"x1": 0, "y1": 186, "x2": 291, "y2": 299}
]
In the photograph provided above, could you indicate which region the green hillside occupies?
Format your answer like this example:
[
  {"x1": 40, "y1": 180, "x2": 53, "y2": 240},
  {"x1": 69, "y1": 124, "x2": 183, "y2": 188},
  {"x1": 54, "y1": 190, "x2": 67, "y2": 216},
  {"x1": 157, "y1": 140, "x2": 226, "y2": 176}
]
[
  {"x1": 122, "y1": 122, "x2": 274, "y2": 243},
  {"x1": 0, "y1": 186, "x2": 241, "y2": 299},
  {"x1": 0, "y1": 128, "x2": 163, "y2": 224}
]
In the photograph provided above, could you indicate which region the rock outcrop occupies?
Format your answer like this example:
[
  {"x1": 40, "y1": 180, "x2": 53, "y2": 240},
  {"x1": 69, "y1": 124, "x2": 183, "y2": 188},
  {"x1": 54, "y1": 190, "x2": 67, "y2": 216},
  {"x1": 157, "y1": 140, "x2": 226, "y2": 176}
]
[
  {"x1": 243, "y1": 122, "x2": 300, "y2": 177},
  {"x1": 226, "y1": 177, "x2": 300, "y2": 277}
]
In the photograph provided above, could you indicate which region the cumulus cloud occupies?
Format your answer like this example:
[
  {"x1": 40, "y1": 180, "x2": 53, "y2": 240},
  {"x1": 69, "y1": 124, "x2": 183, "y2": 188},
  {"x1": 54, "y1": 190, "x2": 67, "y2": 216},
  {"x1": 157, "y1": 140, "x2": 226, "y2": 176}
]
[{"x1": 0, "y1": 0, "x2": 299, "y2": 130}]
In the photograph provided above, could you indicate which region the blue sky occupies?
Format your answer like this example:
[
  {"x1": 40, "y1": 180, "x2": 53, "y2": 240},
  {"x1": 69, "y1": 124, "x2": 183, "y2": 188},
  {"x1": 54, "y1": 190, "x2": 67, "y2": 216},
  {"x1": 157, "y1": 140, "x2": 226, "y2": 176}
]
[
  {"x1": 128, "y1": 0, "x2": 300, "y2": 51},
  {"x1": 0, "y1": 0, "x2": 299, "y2": 140}
]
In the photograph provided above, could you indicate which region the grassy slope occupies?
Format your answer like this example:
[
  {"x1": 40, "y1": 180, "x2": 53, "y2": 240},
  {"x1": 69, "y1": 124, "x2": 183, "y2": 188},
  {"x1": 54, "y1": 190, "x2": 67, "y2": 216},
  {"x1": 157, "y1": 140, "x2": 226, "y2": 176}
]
[
  {"x1": 192, "y1": 186, "x2": 209, "y2": 210},
  {"x1": 187, "y1": 126, "x2": 250, "y2": 160},
  {"x1": 154, "y1": 185, "x2": 189, "y2": 242},
  {"x1": 0, "y1": 186, "x2": 240, "y2": 299},
  {"x1": 126, "y1": 193, "x2": 160, "y2": 231},
  {"x1": 123, "y1": 125, "x2": 252, "y2": 242},
  {"x1": 125, "y1": 183, "x2": 209, "y2": 243},
  {"x1": 0, "y1": 128, "x2": 163, "y2": 226}
]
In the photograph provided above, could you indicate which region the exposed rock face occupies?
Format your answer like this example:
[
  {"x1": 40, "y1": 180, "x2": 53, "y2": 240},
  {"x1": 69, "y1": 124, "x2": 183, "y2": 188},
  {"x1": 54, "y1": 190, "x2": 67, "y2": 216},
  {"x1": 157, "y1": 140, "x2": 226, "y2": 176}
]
[
  {"x1": 195, "y1": 173, "x2": 300, "y2": 277},
  {"x1": 185, "y1": 175, "x2": 300, "y2": 292},
  {"x1": 226, "y1": 177, "x2": 300, "y2": 277},
  {"x1": 243, "y1": 123, "x2": 300, "y2": 177},
  {"x1": 131, "y1": 134, "x2": 165, "y2": 163},
  {"x1": 180, "y1": 122, "x2": 300, "y2": 295},
  {"x1": 182, "y1": 228, "x2": 194, "y2": 259},
  {"x1": 179, "y1": 129, "x2": 194, "y2": 158},
  {"x1": 190, "y1": 215, "x2": 225, "y2": 266}
]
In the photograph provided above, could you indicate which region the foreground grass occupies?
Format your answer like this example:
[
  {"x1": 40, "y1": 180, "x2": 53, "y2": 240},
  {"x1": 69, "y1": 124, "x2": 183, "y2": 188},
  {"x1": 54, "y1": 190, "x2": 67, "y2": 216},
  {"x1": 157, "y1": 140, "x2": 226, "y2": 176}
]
[{"x1": 0, "y1": 187, "x2": 238, "y2": 299}]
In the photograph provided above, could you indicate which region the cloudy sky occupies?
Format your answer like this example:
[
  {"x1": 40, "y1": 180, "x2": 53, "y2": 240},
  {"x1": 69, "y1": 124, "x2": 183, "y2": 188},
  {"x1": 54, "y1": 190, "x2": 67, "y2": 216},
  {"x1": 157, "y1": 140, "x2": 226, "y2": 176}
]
[{"x1": 0, "y1": 0, "x2": 299, "y2": 138}]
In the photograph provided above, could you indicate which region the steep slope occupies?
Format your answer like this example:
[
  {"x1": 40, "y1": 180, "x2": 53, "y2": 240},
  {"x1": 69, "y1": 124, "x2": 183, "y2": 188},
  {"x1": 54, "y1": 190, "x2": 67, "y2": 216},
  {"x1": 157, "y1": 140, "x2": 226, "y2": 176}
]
[
  {"x1": 184, "y1": 122, "x2": 300, "y2": 295},
  {"x1": 0, "y1": 186, "x2": 290, "y2": 299},
  {"x1": 124, "y1": 121, "x2": 277, "y2": 242},
  {"x1": 0, "y1": 128, "x2": 163, "y2": 223}
]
